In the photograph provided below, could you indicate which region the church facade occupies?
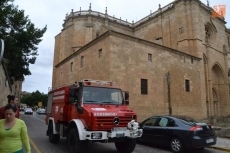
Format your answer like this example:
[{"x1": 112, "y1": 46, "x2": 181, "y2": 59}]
[{"x1": 51, "y1": 0, "x2": 230, "y2": 121}]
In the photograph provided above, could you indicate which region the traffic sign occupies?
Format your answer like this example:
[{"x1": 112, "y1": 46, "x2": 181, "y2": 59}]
[{"x1": 38, "y1": 102, "x2": 42, "y2": 107}]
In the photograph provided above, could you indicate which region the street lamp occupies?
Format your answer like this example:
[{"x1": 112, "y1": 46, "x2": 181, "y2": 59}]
[{"x1": 166, "y1": 72, "x2": 172, "y2": 115}]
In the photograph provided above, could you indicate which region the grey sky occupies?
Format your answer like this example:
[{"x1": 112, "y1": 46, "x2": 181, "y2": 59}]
[{"x1": 12, "y1": 0, "x2": 230, "y2": 93}]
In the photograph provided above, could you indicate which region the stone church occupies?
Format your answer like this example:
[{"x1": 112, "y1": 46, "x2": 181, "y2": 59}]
[{"x1": 51, "y1": 0, "x2": 230, "y2": 121}]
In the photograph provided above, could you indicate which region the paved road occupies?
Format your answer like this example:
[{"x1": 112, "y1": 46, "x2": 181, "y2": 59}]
[{"x1": 20, "y1": 112, "x2": 228, "y2": 153}]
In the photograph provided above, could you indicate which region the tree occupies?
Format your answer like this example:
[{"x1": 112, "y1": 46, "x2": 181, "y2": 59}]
[
  {"x1": 0, "y1": 0, "x2": 47, "y2": 81},
  {"x1": 21, "y1": 90, "x2": 48, "y2": 107}
]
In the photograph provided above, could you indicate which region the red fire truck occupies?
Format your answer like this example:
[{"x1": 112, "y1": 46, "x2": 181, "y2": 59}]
[{"x1": 45, "y1": 79, "x2": 143, "y2": 153}]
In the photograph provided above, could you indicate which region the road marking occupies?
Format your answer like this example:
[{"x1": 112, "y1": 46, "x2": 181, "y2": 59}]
[{"x1": 29, "y1": 137, "x2": 42, "y2": 153}]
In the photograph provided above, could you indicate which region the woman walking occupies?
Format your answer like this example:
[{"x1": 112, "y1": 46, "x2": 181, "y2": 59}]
[
  {"x1": 0, "y1": 103, "x2": 31, "y2": 153},
  {"x1": 0, "y1": 95, "x2": 20, "y2": 119}
]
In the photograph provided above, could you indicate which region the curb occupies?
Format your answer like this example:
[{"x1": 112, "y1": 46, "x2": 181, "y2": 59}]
[{"x1": 208, "y1": 146, "x2": 230, "y2": 152}]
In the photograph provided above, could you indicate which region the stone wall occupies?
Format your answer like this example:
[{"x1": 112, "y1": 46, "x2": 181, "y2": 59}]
[
  {"x1": 53, "y1": 31, "x2": 209, "y2": 121},
  {"x1": 0, "y1": 63, "x2": 12, "y2": 107},
  {"x1": 52, "y1": 0, "x2": 230, "y2": 121},
  {"x1": 109, "y1": 34, "x2": 204, "y2": 121}
]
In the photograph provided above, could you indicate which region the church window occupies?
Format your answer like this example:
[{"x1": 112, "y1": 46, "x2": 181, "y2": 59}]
[
  {"x1": 81, "y1": 56, "x2": 84, "y2": 67},
  {"x1": 205, "y1": 27, "x2": 211, "y2": 39},
  {"x1": 179, "y1": 27, "x2": 183, "y2": 34},
  {"x1": 185, "y1": 79, "x2": 190, "y2": 92},
  {"x1": 148, "y1": 53, "x2": 152, "y2": 62},
  {"x1": 141, "y1": 79, "x2": 148, "y2": 94},
  {"x1": 99, "y1": 49, "x2": 102, "y2": 58},
  {"x1": 70, "y1": 62, "x2": 73, "y2": 72}
]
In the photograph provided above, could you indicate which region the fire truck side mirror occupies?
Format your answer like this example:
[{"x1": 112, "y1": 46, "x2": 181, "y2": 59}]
[
  {"x1": 124, "y1": 92, "x2": 129, "y2": 105},
  {"x1": 124, "y1": 92, "x2": 129, "y2": 100},
  {"x1": 69, "y1": 86, "x2": 76, "y2": 103}
]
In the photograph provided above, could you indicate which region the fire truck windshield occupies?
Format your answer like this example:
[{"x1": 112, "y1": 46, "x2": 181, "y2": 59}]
[{"x1": 82, "y1": 87, "x2": 123, "y2": 105}]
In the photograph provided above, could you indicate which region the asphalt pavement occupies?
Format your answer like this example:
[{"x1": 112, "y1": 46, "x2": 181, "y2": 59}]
[{"x1": 20, "y1": 112, "x2": 230, "y2": 153}]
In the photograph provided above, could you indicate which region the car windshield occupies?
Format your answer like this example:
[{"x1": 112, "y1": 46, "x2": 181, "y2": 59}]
[
  {"x1": 82, "y1": 87, "x2": 123, "y2": 105},
  {"x1": 26, "y1": 108, "x2": 32, "y2": 111}
]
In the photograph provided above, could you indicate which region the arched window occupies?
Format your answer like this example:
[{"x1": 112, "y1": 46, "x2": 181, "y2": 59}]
[
  {"x1": 205, "y1": 26, "x2": 212, "y2": 43},
  {"x1": 204, "y1": 21, "x2": 217, "y2": 44}
]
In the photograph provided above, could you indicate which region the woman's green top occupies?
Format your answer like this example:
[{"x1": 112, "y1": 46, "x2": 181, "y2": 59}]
[{"x1": 0, "y1": 119, "x2": 31, "y2": 153}]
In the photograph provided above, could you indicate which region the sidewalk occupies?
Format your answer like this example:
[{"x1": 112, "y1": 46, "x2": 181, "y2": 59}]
[{"x1": 208, "y1": 137, "x2": 230, "y2": 152}]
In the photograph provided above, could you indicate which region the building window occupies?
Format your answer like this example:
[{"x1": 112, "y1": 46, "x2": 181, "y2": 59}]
[
  {"x1": 185, "y1": 79, "x2": 190, "y2": 92},
  {"x1": 70, "y1": 62, "x2": 73, "y2": 72},
  {"x1": 191, "y1": 58, "x2": 193, "y2": 64},
  {"x1": 179, "y1": 27, "x2": 184, "y2": 34},
  {"x1": 141, "y1": 79, "x2": 148, "y2": 94},
  {"x1": 99, "y1": 49, "x2": 102, "y2": 58},
  {"x1": 96, "y1": 32, "x2": 99, "y2": 38},
  {"x1": 81, "y1": 56, "x2": 84, "y2": 67},
  {"x1": 148, "y1": 53, "x2": 152, "y2": 62}
]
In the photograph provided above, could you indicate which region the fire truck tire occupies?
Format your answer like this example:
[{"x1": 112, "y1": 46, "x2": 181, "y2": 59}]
[
  {"x1": 48, "y1": 122, "x2": 60, "y2": 144},
  {"x1": 115, "y1": 138, "x2": 136, "y2": 153},
  {"x1": 68, "y1": 127, "x2": 87, "y2": 153}
]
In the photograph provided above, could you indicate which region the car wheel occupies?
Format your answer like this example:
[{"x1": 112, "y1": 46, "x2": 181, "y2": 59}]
[{"x1": 170, "y1": 137, "x2": 184, "y2": 153}]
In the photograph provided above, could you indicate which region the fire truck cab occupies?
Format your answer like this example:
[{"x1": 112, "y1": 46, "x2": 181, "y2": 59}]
[{"x1": 45, "y1": 79, "x2": 142, "y2": 153}]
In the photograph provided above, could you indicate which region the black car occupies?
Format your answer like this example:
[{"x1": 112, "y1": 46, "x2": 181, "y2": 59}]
[
  {"x1": 139, "y1": 115, "x2": 216, "y2": 153},
  {"x1": 24, "y1": 108, "x2": 33, "y2": 115}
]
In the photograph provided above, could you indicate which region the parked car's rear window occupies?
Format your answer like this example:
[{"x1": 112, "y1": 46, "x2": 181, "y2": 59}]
[{"x1": 176, "y1": 116, "x2": 200, "y2": 125}]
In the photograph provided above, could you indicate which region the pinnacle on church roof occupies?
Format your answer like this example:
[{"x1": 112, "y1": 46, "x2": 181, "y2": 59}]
[
  {"x1": 105, "y1": 7, "x2": 107, "y2": 14},
  {"x1": 89, "y1": 3, "x2": 91, "y2": 11}
]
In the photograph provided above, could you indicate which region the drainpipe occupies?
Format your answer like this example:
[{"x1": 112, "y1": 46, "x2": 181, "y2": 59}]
[{"x1": 166, "y1": 72, "x2": 172, "y2": 115}]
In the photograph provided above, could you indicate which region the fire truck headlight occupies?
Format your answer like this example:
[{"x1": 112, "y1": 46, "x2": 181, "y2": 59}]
[{"x1": 91, "y1": 132, "x2": 102, "y2": 139}]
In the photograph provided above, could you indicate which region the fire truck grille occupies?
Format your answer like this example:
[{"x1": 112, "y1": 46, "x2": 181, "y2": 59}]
[{"x1": 95, "y1": 116, "x2": 133, "y2": 129}]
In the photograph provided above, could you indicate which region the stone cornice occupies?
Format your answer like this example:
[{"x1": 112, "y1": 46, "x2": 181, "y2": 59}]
[
  {"x1": 55, "y1": 30, "x2": 201, "y2": 68},
  {"x1": 63, "y1": 0, "x2": 226, "y2": 31}
]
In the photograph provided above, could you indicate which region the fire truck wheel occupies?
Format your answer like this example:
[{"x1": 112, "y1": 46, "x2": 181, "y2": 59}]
[
  {"x1": 68, "y1": 127, "x2": 87, "y2": 153},
  {"x1": 48, "y1": 122, "x2": 60, "y2": 144},
  {"x1": 115, "y1": 138, "x2": 136, "y2": 153}
]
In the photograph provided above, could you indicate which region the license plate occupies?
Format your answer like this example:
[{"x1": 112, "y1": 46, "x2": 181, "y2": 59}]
[
  {"x1": 206, "y1": 138, "x2": 214, "y2": 143},
  {"x1": 116, "y1": 133, "x2": 125, "y2": 138},
  {"x1": 111, "y1": 127, "x2": 127, "y2": 132}
]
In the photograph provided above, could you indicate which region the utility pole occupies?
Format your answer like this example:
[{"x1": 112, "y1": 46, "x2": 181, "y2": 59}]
[{"x1": 166, "y1": 72, "x2": 172, "y2": 115}]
